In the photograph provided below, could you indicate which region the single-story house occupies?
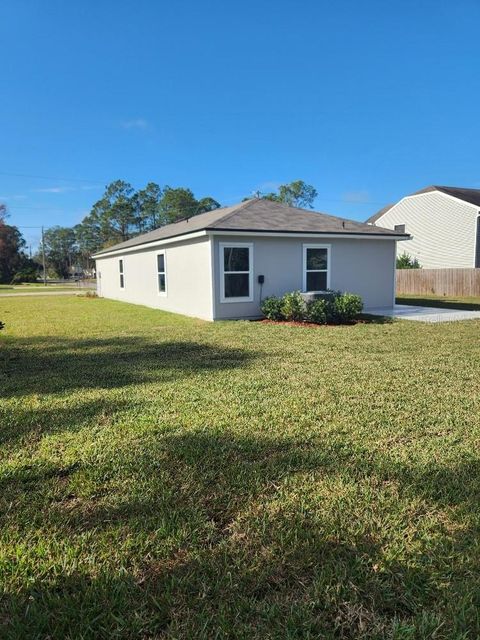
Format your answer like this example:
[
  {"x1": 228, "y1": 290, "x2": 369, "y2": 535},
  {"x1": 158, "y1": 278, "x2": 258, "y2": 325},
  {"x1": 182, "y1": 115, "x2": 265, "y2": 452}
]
[
  {"x1": 92, "y1": 198, "x2": 409, "y2": 320},
  {"x1": 367, "y1": 185, "x2": 480, "y2": 269}
]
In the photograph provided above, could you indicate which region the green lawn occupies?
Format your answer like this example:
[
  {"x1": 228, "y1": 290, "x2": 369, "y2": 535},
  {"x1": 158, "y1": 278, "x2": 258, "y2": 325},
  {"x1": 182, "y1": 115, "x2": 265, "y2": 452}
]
[
  {"x1": 397, "y1": 293, "x2": 480, "y2": 311},
  {"x1": 0, "y1": 283, "x2": 95, "y2": 295},
  {"x1": 1, "y1": 297, "x2": 480, "y2": 639}
]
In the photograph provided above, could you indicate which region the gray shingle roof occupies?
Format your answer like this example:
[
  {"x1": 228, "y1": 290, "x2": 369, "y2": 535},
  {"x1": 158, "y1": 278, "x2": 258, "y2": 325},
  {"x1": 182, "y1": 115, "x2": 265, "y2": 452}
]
[
  {"x1": 413, "y1": 185, "x2": 480, "y2": 207},
  {"x1": 366, "y1": 185, "x2": 480, "y2": 225},
  {"x1": 366, "y1": 203, "x2": 395, "y2": 224},
  {"x1": 93, "y1": 198, "x2": 408, "y2": 257}
]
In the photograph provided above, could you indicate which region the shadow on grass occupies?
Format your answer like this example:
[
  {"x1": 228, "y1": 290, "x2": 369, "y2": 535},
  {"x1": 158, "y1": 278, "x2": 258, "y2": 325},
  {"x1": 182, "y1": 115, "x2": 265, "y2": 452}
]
[
  {"x1": 357, "y1": 313, "x2": 394, "y2": 324},
  {"x1": 2, "y1": 430, "x2": 480, "y2": 638},
  {"x1": 0, "y1": 336, "x2": 257, "y2": 399},
  {"x1": 0, "y1": 397, "x2": 134, "y2": 447},
  {"x1": 0, "y1": 571, "x2": 172, "y2": 639},
  {"x1": 397, "y1": 296, "x2": 480, "y2": 311}
]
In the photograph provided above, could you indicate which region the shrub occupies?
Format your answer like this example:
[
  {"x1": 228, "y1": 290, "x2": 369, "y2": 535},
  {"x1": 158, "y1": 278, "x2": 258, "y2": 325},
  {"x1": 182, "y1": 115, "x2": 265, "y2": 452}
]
[
  {"x1": 281, "y1": 291, "x2": 305, "y2": 322},
  {"x1": 331, "y1": 292, "x2": 363, "y2": 323},
  {"x1": 260, "y1": 296, "x2": 284, "y2": 321},
  {"x1": 11, "y1": 266, "x2": 39, "y2": 284},
  {"x1": 396, "y1": 252, "x2": 421, "y2": 269},
  {"x1": 260, "y1": 290, "x2": 363, "y2": 325},
  {"x1": 306, "y1": 299, "x2": 327, "y2": 324}
]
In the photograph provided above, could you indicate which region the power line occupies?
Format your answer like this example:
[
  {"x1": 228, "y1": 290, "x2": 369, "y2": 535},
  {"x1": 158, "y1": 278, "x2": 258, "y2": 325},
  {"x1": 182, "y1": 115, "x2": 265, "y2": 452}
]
[
  {"x1": 0, "y1": 170, "x2": 107, "y2": 185},
  {"x1": 4, "y1": 204, "x2": 86, "y2": 212}
]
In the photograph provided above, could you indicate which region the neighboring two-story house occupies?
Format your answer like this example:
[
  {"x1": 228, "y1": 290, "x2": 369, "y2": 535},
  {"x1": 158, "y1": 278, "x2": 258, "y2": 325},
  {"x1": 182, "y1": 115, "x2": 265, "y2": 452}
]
[{"x1": 367, "y1": 185, "x2": 480, "y2": 269}]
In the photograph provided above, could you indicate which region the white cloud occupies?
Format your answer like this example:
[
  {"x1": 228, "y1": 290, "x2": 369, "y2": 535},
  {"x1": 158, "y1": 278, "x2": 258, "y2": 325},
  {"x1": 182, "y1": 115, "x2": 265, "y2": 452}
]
[
  {"x1": 258, "y1": 180, "x2": 281, "y2": 192},
  {"x1": 120, "y1": 118, "x2": 149, "y2": 130},
  {"x1": 342, "y1": 190, "x2": 371, "y2": 203},
  {"x1": 0, "y1": 194, "x2": 27, "y2": 200},
  {"x1": 30, "y1": 184, "x2": 100, "y2": 195},
  {"x1": 33, "y1": 186, "x2": 74, "y2": 194}
]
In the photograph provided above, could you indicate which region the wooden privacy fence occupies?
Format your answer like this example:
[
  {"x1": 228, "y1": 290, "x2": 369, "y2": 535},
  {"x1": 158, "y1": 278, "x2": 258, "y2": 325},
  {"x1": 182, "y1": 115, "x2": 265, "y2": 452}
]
[{"x1": 396, "y1": 268, "x2": 480, "y2": 297}]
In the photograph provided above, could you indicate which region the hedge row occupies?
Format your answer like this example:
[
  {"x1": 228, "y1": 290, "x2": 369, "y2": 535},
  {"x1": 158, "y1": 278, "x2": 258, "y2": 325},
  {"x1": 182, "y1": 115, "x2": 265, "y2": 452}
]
[{"x1": 261, "y1": 290, "x2": 363, "y2": 325}]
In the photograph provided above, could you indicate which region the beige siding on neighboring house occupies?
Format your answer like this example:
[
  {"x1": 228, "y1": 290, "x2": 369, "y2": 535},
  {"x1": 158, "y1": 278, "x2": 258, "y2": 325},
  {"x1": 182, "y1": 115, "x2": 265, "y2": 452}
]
[
  {"x1": 95, "y1": 236, "x2": 213, "y2": 320},
  {"x1": 374, "y1": 192, "x2": 478, "y2": 269}
]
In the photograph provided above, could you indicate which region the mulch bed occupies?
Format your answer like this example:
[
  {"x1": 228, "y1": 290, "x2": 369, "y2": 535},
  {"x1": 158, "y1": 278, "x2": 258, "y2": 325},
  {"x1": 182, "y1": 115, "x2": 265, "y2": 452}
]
[{"x1": 257, "y1": 319, "x2": 368, "y2": 328}]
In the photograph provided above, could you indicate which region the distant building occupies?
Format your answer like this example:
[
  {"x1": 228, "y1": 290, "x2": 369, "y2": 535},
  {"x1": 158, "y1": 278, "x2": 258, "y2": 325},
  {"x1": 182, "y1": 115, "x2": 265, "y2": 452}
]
[{"x1": 367, "y1": 186, "x2": 480, "y2": 269}]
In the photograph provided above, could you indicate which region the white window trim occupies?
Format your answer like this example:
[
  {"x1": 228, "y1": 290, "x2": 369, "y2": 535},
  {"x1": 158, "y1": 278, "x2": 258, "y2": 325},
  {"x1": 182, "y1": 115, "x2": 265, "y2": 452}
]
[
  {"x1": 119, "y1": 259, "x2": 125, "y2": 289},
  {"x1": 156, "y1": 250, "x2": 167, "y2": 296},
  {"x1": 219, "y1": 242, "x2": 254, "y2": 303},
  {"x1": 302, "y1": 244, "x2": 331, "y2": 292}
]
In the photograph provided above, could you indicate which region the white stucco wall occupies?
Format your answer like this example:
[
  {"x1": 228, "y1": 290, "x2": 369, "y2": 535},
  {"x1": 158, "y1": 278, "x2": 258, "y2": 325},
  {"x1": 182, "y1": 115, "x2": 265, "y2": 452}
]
[
  {"x1": 96, "y1": 233, "x2": 398, "y2": 321},
  {"x1": 95, "y1": 236, "x2": 213, "y2": 320},
  {"x1": 212, "y1": 235, "x2": 397, "y2": 319},
  {"x1": 374, "y1": 192, "x2": 479, "y2": 269}
]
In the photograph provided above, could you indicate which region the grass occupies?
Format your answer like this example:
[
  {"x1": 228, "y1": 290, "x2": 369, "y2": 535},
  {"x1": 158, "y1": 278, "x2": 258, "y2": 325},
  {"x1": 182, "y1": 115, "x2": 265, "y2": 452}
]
[
  {"x1": 397, "y1": 293, "x2": 480, "y2": 311},
  {"x1": 1, "y1": 297, "x2": 480, "y2": 639},
  {"x1": 0, "y1": 284, "x2": 95, "y2": 296}
]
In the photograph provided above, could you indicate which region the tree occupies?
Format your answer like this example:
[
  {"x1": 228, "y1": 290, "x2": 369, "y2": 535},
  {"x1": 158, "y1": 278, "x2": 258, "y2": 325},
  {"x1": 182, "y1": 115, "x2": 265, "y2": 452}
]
[
  {"x1": 196, "y1": 196, "x2": 221, "y2": 213},
  {"x1": 10, "y1": 258, "x2": 40, "y2": 283},
  {"x1": 134, "y1": 182, "x2": 163, "y2": 231},
  {"x1": 158, "y1": 187, "x2": 199, "y2": 223},
  {"x1": 246, "y1": 180, "x2": 318, "y2": 209},
  {"x1": 396, "y1": 252, "x2": 421, "y2": 269},
  {"x1": 158, "y1": 187, "x2": 221, "y2": 223},
  {"x1": 277, "y1": 180, "x2": 317, "y2": 208},
  {"x1": 42, "y1": 226, "x2": 77, "y2": 278},
  {"x1": 0, "y1": 207, "x2": 29, "y2": 284},
  {"x1": 74, "y1": 220, "x2": 103, "y2": 269},
  {"x1": 90, "y1": 180, "x2": 137, "y2": 244}
]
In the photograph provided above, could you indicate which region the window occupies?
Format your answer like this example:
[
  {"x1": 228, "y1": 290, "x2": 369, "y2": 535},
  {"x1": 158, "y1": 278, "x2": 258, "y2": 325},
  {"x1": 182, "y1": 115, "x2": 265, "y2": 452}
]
[
  {"x1": 119, "y1": 259, "x2": 124, "y2": 288},
  {"x1": 157, "y1": 252, "x2": 167, "y2": 294},
  {"x1": 303, "y1": 245, "x2": 330, "y2": 292},
  {"x1": 394, "y1": 224, "x2": 406, "y2": 233},
  {"x1": 220, "y1": 243, "x2": 253, "y2": 302}
]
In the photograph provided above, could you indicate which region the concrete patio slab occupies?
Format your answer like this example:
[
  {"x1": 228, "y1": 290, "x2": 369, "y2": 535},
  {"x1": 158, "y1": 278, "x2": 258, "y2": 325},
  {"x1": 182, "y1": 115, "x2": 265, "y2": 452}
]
[{"x1": 366, "y1": 304, "x2": 480, "y2": 323}]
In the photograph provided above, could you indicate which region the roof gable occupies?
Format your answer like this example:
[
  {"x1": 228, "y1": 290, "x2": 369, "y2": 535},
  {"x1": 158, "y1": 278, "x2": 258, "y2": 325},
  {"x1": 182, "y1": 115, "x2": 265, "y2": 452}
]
[
  {"x1": 366, "y1": 203, "x2": 395, "y2": 224},
  {"x1": 413, "y1": 185, "x2": 480, "y2": 208},
  {"x1": 366, "y1": 184, "x2": 480, "y2": 225}
]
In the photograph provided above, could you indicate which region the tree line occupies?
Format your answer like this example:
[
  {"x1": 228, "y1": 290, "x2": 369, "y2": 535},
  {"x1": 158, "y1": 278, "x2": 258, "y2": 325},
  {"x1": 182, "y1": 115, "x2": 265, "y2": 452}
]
[{"x1": 0, "y1": 179, "x2": 317, "y2": 282}]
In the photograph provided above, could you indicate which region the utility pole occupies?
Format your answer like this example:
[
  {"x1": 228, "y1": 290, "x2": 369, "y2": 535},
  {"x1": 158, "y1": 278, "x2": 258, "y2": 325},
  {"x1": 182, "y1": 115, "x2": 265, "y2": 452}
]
[{"x1": 41, "y1": 226, "x2": 47, "y2": 285}]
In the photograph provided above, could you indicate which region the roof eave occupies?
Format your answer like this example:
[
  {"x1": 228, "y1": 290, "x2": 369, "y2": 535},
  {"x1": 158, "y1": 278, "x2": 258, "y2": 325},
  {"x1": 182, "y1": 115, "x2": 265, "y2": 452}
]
[
  {"x1": 208, "y1": 227, "x2": 410, "y2": 239},
  {"x1": 92, "y1": 226, "x2": 410, "y2": 259}
]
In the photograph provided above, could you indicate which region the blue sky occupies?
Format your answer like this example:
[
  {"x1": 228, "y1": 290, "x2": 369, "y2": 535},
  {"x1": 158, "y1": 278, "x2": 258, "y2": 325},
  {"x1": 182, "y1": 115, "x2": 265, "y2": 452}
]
[{"x1": 2, "y1": 0, "x2": 480, "y2": 250}]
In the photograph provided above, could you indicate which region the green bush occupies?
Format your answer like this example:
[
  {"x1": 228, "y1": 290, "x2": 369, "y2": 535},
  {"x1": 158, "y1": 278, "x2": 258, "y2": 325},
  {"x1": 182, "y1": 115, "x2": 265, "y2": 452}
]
[
  {"x1": 11, "y1": 268, "x2": 39, "y2": 284},
  {"x1": 260, "y1": 296, "x2": 284, "y2": 321},
  {"x1": 306, "y1": 299, "x2": 327, "y2": 324},
  {"x1": 281, "y1": 291, "x2": 305, "y2": 321},
  {"x1": 331, "y1": 292, "x2": 363, "y2": 323},
  {"x1": 260, "y1": 290, "x2": 363, "y2": 325},
  {"x1": 396, "y1": 252, "x2": 421, "y2": 269}
]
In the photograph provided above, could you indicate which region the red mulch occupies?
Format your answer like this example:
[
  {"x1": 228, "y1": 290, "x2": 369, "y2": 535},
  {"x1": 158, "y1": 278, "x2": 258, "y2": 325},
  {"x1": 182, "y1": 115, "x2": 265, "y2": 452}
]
[{"x1": 257, "y1": 319, "x2": 362, "y2": 328}]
